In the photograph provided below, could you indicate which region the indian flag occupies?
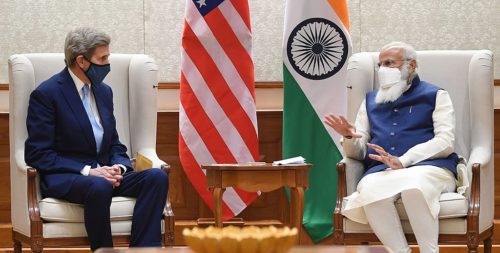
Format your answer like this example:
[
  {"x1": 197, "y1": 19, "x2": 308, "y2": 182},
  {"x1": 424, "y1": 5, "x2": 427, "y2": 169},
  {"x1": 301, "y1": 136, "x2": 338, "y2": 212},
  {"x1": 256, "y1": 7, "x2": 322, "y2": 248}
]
[{"x1": 282, "y1": 0, "x2": 351, "y2": 243}]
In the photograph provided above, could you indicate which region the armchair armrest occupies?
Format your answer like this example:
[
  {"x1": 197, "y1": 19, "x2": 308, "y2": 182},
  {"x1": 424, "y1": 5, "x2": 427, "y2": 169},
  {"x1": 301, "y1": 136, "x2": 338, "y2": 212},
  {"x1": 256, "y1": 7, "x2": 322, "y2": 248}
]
[
  {"x1": 26, "y1": 167, "x2": 43, "y2": 247},
  {"x1": 15, "y1": 149, "x2": 29, "y2": 173},
  {"x1": 162, "y1": 163, "x2": 174, "y2": 246},
  {"x1": 467, "y1": 163, "x2": 481, "y2": 246},
  {"x1": 467, "y1": 146, "x2": 494, "y2": 234},
  {"x1": 333, "y1": 158, "x2": 364, "y2": 242},
  {"x1": 138, "y1": 149, "x2": 168, "y2": 168},
  {"x1": 133, "y1": 149, "x2": 170, "y2": 173},
  {"x1": 343, "y1": 158, "x2": 365, "y2": 195},
  {"x1": 161, "y1": 163, "x2": 171, "y2": 175},
  {"x1": 333, "y1": 162, "x2": 347, "y2": 242}
]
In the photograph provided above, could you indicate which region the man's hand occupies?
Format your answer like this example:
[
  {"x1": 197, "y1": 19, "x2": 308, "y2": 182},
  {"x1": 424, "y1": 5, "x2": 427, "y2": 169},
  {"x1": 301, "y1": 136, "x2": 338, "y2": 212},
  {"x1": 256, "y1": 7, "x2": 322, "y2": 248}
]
[
  {"x1": 324, "y1": 114, "x2": 362, "y2": 139},
  {"x1": 366, "y1": 143, "x2": 404, "y2": 169},
  {"x1": 88, "y1": 166, "x2": 123, "y2": 187},
  {"x1": 111, "y1": 164, "x2": 123, "y2": 175},
  {"x1": 110, "y1": 164, "x2": 123, "y2": 187}
]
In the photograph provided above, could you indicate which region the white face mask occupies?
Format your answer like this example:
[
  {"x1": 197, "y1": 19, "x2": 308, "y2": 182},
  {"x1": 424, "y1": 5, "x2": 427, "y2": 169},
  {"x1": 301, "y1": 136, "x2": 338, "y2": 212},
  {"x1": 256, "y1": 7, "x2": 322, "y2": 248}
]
[{"x1": 378, "y1": 66, "x2": 402, "y2": 89}]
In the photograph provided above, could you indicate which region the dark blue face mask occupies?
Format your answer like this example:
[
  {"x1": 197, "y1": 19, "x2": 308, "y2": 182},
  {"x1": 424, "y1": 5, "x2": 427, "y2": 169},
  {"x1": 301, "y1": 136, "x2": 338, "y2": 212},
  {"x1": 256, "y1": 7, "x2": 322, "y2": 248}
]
[{"x1": 84, "y1": 58, "x2": 111, "y2": 85}]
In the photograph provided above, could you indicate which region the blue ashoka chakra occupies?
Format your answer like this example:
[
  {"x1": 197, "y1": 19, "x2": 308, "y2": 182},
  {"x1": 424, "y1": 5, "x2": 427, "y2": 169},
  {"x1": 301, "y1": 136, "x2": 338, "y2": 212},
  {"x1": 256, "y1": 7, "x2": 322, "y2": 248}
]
[{"x1": 287, "y1": 18, "x2": 349, "y2": 80}]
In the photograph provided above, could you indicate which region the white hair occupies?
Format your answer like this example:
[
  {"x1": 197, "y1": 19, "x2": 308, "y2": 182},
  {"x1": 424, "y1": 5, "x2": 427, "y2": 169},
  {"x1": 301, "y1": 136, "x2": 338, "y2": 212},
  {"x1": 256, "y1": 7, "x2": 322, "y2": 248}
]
[
  {"x1": 381, "y1": 41, "x2": 417, "y2": 62},
  {"x1": 64, "y1": 27, "x2": 111, "y2": 66}
]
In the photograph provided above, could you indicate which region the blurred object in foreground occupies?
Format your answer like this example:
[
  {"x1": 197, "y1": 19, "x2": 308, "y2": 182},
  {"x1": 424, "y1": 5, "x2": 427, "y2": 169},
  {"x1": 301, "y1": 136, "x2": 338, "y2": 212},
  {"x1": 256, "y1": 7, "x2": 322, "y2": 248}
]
[{"x1": 183, "y1": 225, "x2": 298, "y2": 253}]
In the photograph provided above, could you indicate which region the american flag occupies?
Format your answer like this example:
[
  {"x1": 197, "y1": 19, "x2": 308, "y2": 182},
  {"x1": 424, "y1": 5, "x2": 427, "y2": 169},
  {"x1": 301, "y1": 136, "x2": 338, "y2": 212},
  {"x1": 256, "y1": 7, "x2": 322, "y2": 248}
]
[{"x1": 179, "y1": 0, "x2": 259, "y2": 219}]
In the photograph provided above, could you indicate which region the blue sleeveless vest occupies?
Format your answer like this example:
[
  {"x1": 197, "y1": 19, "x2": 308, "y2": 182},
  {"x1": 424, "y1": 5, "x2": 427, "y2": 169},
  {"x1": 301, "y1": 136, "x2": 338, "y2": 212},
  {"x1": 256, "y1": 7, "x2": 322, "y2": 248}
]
[{"x1": 363, "y1": 76, "x2": 458, "y2": 177}]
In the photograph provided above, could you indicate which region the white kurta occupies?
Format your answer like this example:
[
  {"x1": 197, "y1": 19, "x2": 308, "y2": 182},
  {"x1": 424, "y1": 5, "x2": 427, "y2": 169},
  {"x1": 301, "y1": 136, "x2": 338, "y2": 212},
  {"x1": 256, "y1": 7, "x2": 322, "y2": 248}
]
[{"x1": 341, "y1": 90, "x2": 457, "y2": 224}]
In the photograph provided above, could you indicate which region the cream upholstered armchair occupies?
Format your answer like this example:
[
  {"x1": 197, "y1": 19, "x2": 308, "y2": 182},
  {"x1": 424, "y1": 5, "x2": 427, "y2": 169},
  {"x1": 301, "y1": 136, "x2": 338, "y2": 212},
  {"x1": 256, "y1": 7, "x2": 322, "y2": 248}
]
[
  {"x1": 8, "y1": 53, "x2": 174, "y2": 252},
  {"x1": 333, "y1": 50, "x2": 494, "y2": 253}
]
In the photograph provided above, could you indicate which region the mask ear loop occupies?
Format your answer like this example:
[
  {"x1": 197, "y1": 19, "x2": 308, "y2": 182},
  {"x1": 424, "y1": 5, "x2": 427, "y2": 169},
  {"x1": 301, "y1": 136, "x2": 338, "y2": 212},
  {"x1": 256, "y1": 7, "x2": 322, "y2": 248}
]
[
  {"x1": 73, "y1": 56, "x2": 92, "y2": 86},
  {"x1": 79, "y1": 56, "x2": 96, "y2": 85}
]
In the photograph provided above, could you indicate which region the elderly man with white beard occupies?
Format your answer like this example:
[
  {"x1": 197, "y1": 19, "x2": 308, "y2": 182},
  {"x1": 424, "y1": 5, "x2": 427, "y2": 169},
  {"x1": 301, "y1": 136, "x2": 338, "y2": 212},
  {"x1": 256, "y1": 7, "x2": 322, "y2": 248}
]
[{"x1": 324, "y1": 41, "x2": 459, "y2": 253}]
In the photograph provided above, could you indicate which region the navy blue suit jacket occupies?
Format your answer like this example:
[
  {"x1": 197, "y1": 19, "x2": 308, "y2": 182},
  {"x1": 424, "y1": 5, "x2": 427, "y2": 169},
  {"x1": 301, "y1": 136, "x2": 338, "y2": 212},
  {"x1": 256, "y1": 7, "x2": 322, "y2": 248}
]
[{"x1": 25, "y1": 67, "x2": 132, "y2": 198}]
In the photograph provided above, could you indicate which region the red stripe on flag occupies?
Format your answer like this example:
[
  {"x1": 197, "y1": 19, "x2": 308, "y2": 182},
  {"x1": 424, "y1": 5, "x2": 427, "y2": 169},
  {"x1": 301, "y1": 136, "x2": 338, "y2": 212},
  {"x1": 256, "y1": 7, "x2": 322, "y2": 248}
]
[
  {"x1": 232, "y1": 188, "x2": 258, "y2": 204},
  {"x1": 178, "y1": 135, "x2": 235, "y2": 219},
  {"x1": 183, "y1": 24, "x2": 259, "y2": 161},
  {"x1": 204, "y1": 8, "x2": 256, "y2": 101},
  {"x1": 180, "y1": 73, "x2": 236, "y2": 163},
  {"x1": 229, "y1": 0, "x2": 251, "y2": 31}
]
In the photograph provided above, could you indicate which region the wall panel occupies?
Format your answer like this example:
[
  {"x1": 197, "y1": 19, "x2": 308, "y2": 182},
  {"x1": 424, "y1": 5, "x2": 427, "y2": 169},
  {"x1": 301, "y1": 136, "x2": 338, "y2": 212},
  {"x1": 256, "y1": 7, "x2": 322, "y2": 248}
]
[
  {"x1": 0, "y1": 114, "x2": 9, "y2": 223},
  {"x1": 0, "y1": 0, "x2": 499, "y2": 84},
  {"x1": 0, "y1": 0, "x2": 145, "y2": 84}
]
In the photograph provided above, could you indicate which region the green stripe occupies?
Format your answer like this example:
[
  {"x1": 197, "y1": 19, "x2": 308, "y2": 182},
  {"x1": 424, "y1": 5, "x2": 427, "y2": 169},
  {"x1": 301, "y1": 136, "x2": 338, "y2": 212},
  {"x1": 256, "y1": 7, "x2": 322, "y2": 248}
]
[{"x1": 283, "y1": 64, "x2": 343, "y2": 243}]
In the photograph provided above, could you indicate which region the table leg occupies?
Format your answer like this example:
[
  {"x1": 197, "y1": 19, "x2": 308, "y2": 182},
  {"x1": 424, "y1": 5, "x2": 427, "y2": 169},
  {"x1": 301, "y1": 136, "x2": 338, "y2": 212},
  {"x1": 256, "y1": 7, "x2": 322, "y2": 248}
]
[
  {"x1": 212, "y1": 187, "x2": 226, "y2": 227},
  {"x1": 290, "y1": 186, "x2": 304, "y2": 233}
]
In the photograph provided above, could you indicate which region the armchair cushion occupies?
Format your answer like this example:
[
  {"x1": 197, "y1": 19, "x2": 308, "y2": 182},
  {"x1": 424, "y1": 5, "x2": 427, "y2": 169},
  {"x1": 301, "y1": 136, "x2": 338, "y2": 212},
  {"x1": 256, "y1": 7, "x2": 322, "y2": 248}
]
[
  {"x1": 343, "y1": 217, "x2": 467, "y2": 235},
  {"x1": 43, "y1": 221, "x2": 132, "y2": 238},
  {"x1": 431, "y1": 193, "x2": 468, "y2": 219},
  {"x1": 396, "y1": 192, "x2": 467, "y2": 220},
  {"x1": 39, "y1": 197, "x2": 136, "y2": 222},
  {"x1": 341, "y1": 192, "x2": 467, "y2": 221},
  {"x1": 43, "y1": 220, "x2": 165, "y2": 238}
]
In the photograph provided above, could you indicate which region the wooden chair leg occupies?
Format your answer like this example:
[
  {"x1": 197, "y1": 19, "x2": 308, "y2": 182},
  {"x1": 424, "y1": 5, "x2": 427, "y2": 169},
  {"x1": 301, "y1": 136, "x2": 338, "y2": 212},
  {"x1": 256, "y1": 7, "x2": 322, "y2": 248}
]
[
  {"x1": 161, "y1": 164, "x2": 174, "y2": 246},
  {"x1": 484, "y1": 236, "x2": 492, "y2": 253},
  {"x1": 164, "y1": 215, "x2": 175, "y2": 246},
  {"x1": 13, "y1": 239, "x2": 21, "y2": 253},
  {"x1": 30, "y1": 236, "x2": 43, "y2": 253},
  {"x1": 467, "y1": 243, "x2": 479, "y2": 253}
]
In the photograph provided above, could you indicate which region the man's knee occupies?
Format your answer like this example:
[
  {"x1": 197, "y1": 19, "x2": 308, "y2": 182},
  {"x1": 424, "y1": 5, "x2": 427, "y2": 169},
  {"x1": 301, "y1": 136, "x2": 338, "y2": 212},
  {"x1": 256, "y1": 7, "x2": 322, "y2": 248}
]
[
  {"x1": 401, "y1": 188, "x2": 422, "y2": 202},
  {"x1": 143, "y1": 168, "x2": 168, "y2": 187},
  {"x1": 86, "y1": 177, "x2": 114, "y2": 201}
]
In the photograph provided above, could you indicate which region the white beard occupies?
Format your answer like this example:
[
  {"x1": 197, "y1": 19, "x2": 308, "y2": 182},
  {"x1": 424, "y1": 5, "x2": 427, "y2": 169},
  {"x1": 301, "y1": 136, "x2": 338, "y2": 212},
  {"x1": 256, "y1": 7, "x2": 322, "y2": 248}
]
[
  {"x1": 375, "y1": 80, "x2": 409, "y2": 104},
  {"x1": 375, "y1": 63, "x2": 413, "y2": 104}
]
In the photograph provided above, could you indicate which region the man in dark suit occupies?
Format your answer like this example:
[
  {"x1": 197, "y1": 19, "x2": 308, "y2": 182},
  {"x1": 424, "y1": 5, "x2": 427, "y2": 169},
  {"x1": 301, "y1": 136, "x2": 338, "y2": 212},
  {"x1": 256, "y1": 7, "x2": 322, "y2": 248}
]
[{"x1": 24, "y1": 27, "x2": 168, "y2": 251}]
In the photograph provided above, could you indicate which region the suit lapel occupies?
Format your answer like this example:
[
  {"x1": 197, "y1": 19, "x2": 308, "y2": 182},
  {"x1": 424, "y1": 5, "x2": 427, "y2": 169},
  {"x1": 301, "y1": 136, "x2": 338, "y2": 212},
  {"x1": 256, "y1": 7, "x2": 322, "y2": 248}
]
[{"x1": 57, "y1": 68, "x2": 97, "y2": 151}]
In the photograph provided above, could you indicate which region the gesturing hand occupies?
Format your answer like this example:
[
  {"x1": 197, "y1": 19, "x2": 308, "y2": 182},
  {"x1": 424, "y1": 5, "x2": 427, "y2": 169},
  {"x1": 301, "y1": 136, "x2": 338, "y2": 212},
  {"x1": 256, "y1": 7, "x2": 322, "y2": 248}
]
[
  {"x1": 324, "y1": 114, "x2": 362, "y2": 139},
  {"x1": 366, "y1": 143, "x2": 404, "y2": 170}
]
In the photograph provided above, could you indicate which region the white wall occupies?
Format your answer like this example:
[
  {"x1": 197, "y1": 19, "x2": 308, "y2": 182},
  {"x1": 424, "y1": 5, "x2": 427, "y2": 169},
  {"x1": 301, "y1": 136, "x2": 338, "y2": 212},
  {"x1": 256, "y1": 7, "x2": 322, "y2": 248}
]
[{"x1": 0, "y1": 0, "x2": 498, "y2": 112}]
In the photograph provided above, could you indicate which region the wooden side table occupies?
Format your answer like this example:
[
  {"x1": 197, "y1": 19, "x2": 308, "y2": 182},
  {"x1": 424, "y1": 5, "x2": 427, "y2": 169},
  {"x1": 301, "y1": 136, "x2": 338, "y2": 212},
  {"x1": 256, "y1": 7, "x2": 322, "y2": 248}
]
[{"x1": 203, "y1": 163, "x2": 312, "y2": 234}]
